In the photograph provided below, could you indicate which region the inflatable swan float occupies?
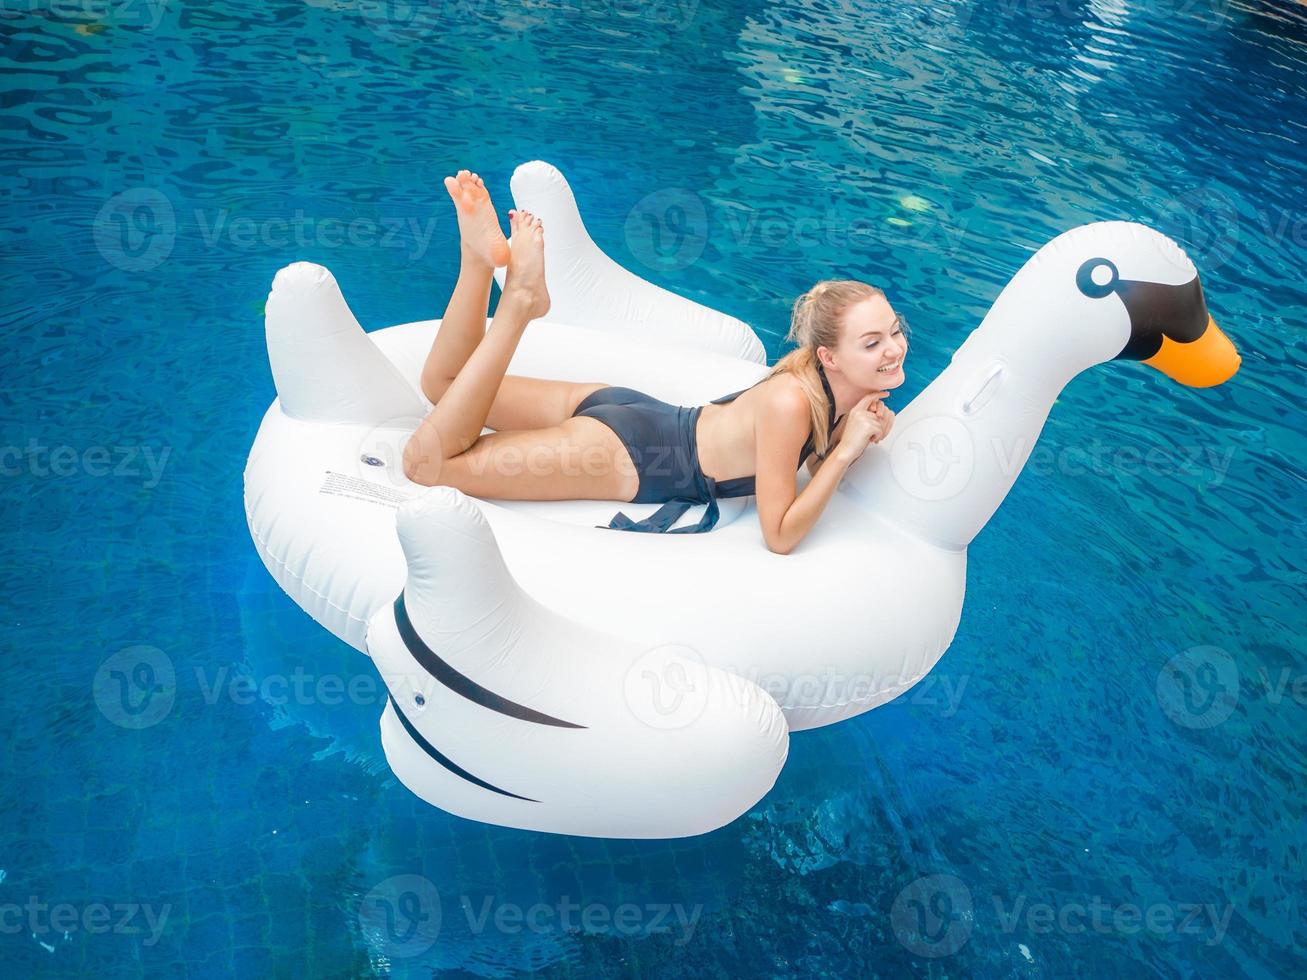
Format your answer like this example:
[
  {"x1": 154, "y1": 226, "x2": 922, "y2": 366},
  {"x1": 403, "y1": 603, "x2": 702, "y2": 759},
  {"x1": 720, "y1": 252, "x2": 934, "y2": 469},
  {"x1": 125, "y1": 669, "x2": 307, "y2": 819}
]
[{"x1": 244, "y1": 161, "x2": 1241, "y2": 838}]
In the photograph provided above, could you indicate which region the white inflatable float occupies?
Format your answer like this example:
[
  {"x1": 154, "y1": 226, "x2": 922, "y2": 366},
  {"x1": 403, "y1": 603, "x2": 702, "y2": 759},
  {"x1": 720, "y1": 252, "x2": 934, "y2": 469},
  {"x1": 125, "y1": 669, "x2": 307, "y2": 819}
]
[{"x1": 244, "y1": 161, "x2": 1240, "y2": 838}]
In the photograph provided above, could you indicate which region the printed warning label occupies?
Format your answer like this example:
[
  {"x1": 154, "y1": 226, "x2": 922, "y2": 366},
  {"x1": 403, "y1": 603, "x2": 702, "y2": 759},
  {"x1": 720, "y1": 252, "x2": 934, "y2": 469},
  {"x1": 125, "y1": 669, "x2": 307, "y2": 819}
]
[{"x1": 318, "y1": 470, "x2": 416, "y2": 509}]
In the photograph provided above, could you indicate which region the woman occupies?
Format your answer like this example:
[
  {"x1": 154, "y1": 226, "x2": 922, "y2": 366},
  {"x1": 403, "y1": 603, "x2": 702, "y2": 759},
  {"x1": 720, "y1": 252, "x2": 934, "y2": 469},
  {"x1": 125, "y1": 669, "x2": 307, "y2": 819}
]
[{"x1": 404, "y1": 170, "x2": 908, "y2": 553}]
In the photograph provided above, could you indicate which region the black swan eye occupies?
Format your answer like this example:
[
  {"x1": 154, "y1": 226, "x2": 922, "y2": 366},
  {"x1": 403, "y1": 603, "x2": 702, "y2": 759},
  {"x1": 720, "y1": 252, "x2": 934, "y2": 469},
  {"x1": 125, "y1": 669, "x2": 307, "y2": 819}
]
[{"x1": 1077, "y1": 258, "x2": 1119, "y2": 299}]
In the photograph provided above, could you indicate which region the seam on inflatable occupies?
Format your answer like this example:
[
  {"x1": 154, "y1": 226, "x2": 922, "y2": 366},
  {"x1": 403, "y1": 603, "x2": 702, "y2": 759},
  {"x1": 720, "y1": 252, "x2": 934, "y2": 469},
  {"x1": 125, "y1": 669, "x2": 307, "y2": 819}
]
[
  {"x1": 247, "y1": 492, "x2": 937, "y2": 709},
  {"x1": 245, "y1": 511, "x2": 370, "y2": 627}
]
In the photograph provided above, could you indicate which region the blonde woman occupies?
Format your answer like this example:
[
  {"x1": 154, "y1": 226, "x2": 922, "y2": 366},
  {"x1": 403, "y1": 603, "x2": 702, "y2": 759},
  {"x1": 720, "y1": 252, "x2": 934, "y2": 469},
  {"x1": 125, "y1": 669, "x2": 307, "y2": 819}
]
[{"x1": 404, "y1": 171, "x2": 907, "y2": 553}]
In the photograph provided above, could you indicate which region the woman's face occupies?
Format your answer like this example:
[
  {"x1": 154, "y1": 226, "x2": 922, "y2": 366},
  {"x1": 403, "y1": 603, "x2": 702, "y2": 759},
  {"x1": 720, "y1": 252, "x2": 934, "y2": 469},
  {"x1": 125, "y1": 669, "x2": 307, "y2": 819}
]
[{"x1": 831, "y1": 294, "x2": 908, "y2": 392}]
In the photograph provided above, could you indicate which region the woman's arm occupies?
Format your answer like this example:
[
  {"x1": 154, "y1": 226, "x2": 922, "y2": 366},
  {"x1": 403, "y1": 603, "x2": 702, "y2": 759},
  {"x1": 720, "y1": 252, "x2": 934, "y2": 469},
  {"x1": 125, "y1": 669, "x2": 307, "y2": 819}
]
[
  {"x1": 755, "y1": 389, "x2": 852, "y2": 555},
  {"x1": 773, "y1": 451, "x2": 853, "y2": 554}
]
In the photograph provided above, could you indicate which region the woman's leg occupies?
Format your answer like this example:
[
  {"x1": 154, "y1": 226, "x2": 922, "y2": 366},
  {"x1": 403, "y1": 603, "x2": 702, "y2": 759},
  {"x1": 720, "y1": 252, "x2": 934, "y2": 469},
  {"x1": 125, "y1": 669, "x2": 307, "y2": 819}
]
[
  {"x1": 419, "y1": 170, "x2": 596, "y2": 429},
  {"x1": 419, "y1": 170, "x2": 510, "y2": 404},
  {"x1": 404, "y1": 210, "x2": 551, "y2": 482}
]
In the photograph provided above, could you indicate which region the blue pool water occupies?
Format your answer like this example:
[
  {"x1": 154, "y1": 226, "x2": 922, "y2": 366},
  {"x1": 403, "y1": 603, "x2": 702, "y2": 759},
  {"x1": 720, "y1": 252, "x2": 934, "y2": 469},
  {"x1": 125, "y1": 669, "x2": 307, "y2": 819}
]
[{"x1": 2, "y1": 0, "x2": 1304, "y2": 976}]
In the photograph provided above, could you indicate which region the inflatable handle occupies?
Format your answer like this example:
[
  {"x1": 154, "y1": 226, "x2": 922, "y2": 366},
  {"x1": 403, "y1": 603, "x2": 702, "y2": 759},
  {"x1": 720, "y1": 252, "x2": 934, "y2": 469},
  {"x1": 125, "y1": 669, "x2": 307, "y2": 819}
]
[{"x1": 961, "y1": 363, "x2": 1006, "y2": 416}]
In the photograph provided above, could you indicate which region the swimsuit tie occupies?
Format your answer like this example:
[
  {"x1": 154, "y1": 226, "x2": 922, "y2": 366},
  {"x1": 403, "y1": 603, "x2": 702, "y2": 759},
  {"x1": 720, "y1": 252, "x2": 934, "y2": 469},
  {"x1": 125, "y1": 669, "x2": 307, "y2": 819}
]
[{"x1": 599, "y1": 477, "x2": 721, "y2": 534}]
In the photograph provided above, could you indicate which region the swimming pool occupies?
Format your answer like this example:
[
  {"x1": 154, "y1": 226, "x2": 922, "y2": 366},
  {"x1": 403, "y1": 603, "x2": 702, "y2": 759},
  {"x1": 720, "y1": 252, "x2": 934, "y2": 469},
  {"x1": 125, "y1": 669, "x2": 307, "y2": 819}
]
[{"x1": 1, "y1": 0, "x2": 1303, "y2": 975}]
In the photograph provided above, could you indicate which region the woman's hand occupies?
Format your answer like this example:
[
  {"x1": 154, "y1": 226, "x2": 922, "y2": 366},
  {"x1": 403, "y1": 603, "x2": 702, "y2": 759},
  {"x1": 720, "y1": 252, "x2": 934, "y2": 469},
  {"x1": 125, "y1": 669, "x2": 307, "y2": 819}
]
[{"x1": 833, "y1": 393, "x2": 895, "y2": 464}]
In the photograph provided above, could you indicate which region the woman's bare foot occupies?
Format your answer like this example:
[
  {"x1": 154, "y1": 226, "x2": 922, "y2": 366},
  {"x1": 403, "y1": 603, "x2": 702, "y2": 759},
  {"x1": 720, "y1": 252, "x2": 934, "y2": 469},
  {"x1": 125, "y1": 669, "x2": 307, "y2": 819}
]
[
  {"x1": 501, "y1": 209, "x2": 550, "y2": 319},
  {"x1": 442, "y1": 169, "x2": 511, "y2": 268}
]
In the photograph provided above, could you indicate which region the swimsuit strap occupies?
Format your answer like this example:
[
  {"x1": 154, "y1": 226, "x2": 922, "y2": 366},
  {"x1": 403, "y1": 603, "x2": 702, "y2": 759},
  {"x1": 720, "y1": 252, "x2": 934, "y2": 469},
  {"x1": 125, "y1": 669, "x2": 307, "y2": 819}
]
[{"x1": 814, "y1": 361, "x2": 841, "y2": 459}]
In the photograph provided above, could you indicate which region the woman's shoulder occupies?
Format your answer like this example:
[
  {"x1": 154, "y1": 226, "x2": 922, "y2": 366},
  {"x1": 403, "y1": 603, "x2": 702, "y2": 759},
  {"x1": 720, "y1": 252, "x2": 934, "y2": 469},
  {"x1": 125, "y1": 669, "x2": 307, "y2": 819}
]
[
  {"x1": 762, "y1": 372, "x2": 811, "y2": 410},
  {"x1": 714, "y1": 371, "x2": 805, "y2": 408},
  {"x1": 749, "y1": 373, "x2": 814, "y2": 428}
]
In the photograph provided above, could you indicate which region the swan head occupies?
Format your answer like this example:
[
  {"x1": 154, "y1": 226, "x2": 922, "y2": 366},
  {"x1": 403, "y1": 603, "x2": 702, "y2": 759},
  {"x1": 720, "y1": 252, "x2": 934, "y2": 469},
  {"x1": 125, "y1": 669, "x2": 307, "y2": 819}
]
[{"x1": 988, "y1": 221, "x2": 1241, "y2": 388}]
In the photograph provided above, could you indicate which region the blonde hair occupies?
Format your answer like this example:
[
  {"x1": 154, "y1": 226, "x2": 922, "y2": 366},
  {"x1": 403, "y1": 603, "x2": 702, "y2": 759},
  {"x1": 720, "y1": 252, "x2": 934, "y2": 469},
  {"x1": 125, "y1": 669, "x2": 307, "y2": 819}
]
[{"x1": 763, "y1": 280, "x2": 888, "y2": 460}]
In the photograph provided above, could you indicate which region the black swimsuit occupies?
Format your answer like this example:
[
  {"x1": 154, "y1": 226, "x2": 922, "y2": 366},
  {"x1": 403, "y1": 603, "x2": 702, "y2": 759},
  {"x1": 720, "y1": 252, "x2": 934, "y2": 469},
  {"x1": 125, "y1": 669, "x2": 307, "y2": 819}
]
[{"x1": 571, "y1": 363, "x2": 841, "y2": 534}]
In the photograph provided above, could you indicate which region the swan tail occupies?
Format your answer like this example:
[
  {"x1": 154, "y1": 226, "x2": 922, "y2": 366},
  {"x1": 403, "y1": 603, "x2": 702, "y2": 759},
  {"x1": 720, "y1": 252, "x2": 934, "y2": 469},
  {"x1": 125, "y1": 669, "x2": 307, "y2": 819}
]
[
  {"x1": 494, "y1": 160, "x2": 766, "y2": 364},
  {"x1": 265, "y1": 261, "x2": 427, "y2": 425},
  {"x1": 367, "y1": 486, "x2": 790, "y2": 838}
]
